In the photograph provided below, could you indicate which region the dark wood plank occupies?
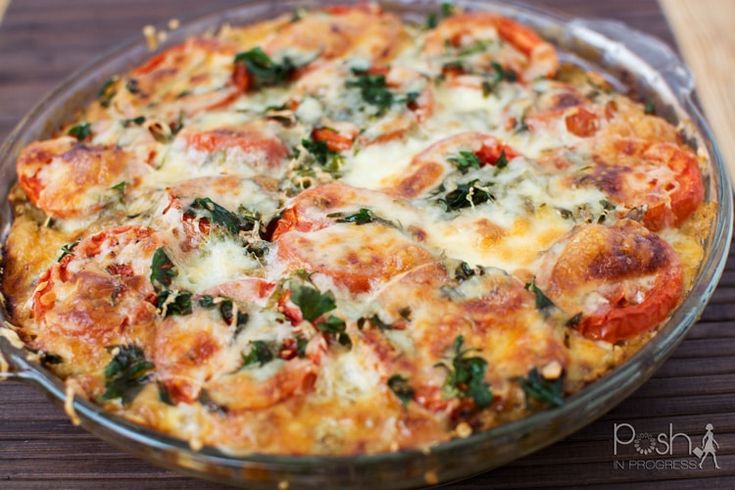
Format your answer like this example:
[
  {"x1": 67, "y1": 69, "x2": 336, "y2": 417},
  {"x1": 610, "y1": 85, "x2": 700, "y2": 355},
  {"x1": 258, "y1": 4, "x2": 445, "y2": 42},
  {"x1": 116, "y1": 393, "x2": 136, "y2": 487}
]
[{"x1": 0, "y1": 1, "x2": 732, "y2": 489}]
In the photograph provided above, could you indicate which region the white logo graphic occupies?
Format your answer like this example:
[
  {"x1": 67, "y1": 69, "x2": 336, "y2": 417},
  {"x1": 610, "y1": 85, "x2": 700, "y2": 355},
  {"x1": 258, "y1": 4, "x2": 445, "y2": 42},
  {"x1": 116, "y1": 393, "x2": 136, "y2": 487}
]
[
  {"x1": 613, "y1": 423, "x2": 721, "y2": 470},
  {"x1": 692, "y1": 423, "x2": 720, "y2": 469}
]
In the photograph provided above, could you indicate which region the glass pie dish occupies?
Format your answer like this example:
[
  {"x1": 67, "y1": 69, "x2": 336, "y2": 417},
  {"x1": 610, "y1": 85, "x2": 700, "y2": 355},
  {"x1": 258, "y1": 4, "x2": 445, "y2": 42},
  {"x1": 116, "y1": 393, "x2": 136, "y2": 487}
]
[{"x1": 0, "y1": 0, "x2": 731, "y2": 488}]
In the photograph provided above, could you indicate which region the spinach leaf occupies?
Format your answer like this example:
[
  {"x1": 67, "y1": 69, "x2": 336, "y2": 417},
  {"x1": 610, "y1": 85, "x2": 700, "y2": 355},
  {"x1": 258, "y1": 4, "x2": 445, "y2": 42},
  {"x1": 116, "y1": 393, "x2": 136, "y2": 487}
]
[
  {"x1": 68, "y1": 123, "x2": 91, "y2": 141},
  {"x1": 437, "y1": 179, "x2": 494, "y2": 212},
  {"x1": 346, "y1": 73, "x2": 394, "y2": 115},
  {"x1": 435, "y1": 335, "x2": 493, "y2": 409},
  {"x1": 100, "y1": 345, "x2": 154, "y2": 404},
  {"x1": 525, "y1": 278, "x2": 555, "y2": 312},
  {"x1": 233, "y1": 47, "x2": 295, "y2": 89},
  {"x1": 454, "y1": 261, "x2": 476, "y2": 282},
  {"x1": 150, "y1": 247, "x2": 177, "y2": 289},
  {"x1": 387, "y1": 374, "x2": 414, "y2": 406},
  {"x1": 316, "y1": 314, "x2": 351, "y2": 347},
  {"x1": 518, "y1": 367, "x2": 565, "y2": 408},
  {"x1": 155, "y1": 290, "x2": 193, "y2": 317},
  {"x1": 289, "y1": 284, "x2": 336, "y2": 322},
  {"x1": 242, "y1": 340, "x2": 274, "y2": 368},
  {"x1": 57, "y1": 241, "x2": 79, "y2": 262},
  {"x1": 481, "y1": 62, "x2": 518, "y2": 96},
  {"x1": 188, "y1": 197, "x2": 257, "y2": 234},
  {"x1": 98, "y1": 78, "x2": 117, "y2": 108},
  {"x1": 301, "y1": 137, "x2": 343, "y2": 176},
  {"x1": 448, "y1": 151, "x2": 481, "y2": 174}
]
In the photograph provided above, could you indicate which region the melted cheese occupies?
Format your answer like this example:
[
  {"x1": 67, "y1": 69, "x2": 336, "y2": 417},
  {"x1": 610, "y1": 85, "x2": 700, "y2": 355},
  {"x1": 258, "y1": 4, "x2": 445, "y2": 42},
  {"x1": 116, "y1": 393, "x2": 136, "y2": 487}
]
[{"x1": 4, "y1": 5, "x2": 711, "y2": 458}]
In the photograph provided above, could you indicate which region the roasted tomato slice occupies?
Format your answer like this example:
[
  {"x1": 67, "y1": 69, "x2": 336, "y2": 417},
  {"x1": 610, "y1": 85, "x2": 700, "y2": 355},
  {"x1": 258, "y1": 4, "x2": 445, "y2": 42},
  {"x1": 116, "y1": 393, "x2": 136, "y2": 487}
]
[
  {"x1": 16, "y1": 136, "x2": 139, "y2": 219},
  {"x1": 360, "y1": 262, "x2": 566, "y2": 414},
  {"x1": 269, "y1": 182, "x2": 377, "y2": 240},
  {"x1": 391, "y1": 132, "x2": 519, "y2": 198},
  {"x1": 126, "y1": 37, "x2": 241, "y2": 117},
  {"x1": 264, "y1": 4, "x2": 407, "y2": 69},
  {"x1": 582, "y1": 140, "x2": 705, "y2": 230},
  {"x1": 30, "y1": 226, "x2": 160, "y2": 371},
  {"x1": 155, "y1": 293, "x2": 324, "y2": 409},
  {"x1": 276, "y1": 223, "x2": 434, "y2": 295},
  {"x1": 183, "y1": 125, "x2": 289, "y2": 174},
  {"x1": 423, "y1": 12, "x2": 558, "y2": 80},
  {"x1": 535, "y1": 220, "x2": 683, "y2": 343}
]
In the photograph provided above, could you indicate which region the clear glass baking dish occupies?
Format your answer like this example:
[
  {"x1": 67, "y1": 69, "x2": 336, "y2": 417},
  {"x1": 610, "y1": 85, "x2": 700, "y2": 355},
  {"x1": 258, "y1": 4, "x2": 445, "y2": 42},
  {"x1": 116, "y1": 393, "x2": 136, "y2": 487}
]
[{"x1": 0, "y1": 1, "x2": 731, "y2": 488}]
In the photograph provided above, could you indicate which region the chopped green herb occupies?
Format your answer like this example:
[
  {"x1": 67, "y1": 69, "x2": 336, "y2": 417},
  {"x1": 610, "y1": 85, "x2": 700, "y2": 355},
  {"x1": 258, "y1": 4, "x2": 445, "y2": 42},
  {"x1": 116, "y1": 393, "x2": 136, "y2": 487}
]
[
  {"x1": 644, "y1": 98, "x2": 656, "y2": 115},
  {"x1": 317, "y1": 314, "x2": 351, "y2": 347},
  {"x1": 100, "y1": 345, "x2": 154, "y2": 404},
  {"x1": 481, "y1": 62, "x2": 517, "y2": 97},
  {"x1": 346, "y1": 73, "x2": 394, "y2": 116},
  {"x1": 331, "y1": 208, "x2": 374, "y2": 225},
  {"x1": 454, "y1": 261, "x2": 476, "y2": 282},
  {"x1": 301, "y1": 137, "x2": 343, "y2": 176},
  {"x1": 110, "y1": 181, "x2": 127, "y2": 193},
  {"x1": 98, "y1": 78, "x2": 117, "y2": 108},
  {"x1": 157, "y1": 382, "x2": 176, "y2": 406},
  {"x1": 398, "y1": 306, "x2": 412, "y2": 321},
  {"x1": 57, "y1": 241, "x2": 79, "y2": 262},
  {"x1": 40, "y1": 352, "x2": 63, "y2": 365},
  {"x1": 125, "y1": 78, "x2": 140, "y2": 94},
  {"x1": 457, "y1": 39, "x2": 492, "y2": 57},
  {"x1": 600, "y1": 199, "x2": 616, "y2": 211},
  {"x1": 219, "y1": 299, "x2": 249, "y2": 329},
  {"x1": 242, "y1": 340, "x2": 274, "y2": 368},
  {"x1": 150, "y1": 248, "x2": 177, "y2": 289},
  {"x1": 495, "y1": 150, "x2": 509, "y2": 169},
  {"x1": 290, "y1": 284, "x2": 336, "y2": 323},
  {"x1": 441, "y1": 1, "x2": 455, "y2": 16},
  {"x1": 197, "y1": 389, "x2": 228, "y2": 414},
  {"x1": 296, "y1": 335, "x2": 309, "y2": 358},
  {"x1": 188, "y1": 197, "x2": 258, "y2": 234},
  {"x1": 435, "y1": 335, "x2": 493, "y2": 408},
  {"x1": 518, "y1": 367, "x2": 564, "y2": 408},
  {"x1": 233, "y1": 47, "x2": 296, "y2": 89},
  {"x1": 198, "y1": 295, "x2": 216, "y2": 308},
  {"x1": 525, "y1": 278, "x2": 555, "y2": 312},
  {"x1": 358, "y1": 314, "x2": 395, "y2": 332},
  {"x1": 437, "y1": 179, "x2": 494, "y2": 212},
  {"x1": 387, "y1": 374, "x2": 414, "y2": 406},
  {"x1": 155, "y1": 289, "x2": 193, "y2": 317},
  {"x1": 68, "y1": 123, "x2": 92, "y2": 141},
  {"x1": 566, "y1": 312, "x2": 582, "y2": 327},
  {"x1": 122, "y1": 116, "x2": 146, "y2": 127},
  {"x1": 557, "y1": 208, "x2": 574, "y2": 220},
  {"x1": 448, "y1": 151, "x2": 481, "y2": 174}
]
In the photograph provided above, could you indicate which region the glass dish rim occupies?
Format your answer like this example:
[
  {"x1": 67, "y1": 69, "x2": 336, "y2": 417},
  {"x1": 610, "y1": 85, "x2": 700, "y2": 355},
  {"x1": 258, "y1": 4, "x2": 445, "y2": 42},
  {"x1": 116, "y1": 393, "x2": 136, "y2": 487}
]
[{"x1": 0, "y1": 0, "x2": 732, "y2": 481}]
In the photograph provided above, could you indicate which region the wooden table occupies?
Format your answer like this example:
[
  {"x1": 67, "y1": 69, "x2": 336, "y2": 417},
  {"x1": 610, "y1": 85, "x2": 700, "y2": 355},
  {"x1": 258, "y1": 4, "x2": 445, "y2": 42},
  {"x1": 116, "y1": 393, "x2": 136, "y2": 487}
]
[{"x1": 1, "y1": 1, "x2": 733, "y2": 488}]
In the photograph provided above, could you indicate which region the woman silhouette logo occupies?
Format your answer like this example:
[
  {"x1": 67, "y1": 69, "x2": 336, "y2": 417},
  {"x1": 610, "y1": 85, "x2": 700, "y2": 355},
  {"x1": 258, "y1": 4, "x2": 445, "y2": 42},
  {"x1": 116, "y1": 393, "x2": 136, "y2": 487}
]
[{"x1": 693, "y1": 423, "x2": 720, "y2": 469}]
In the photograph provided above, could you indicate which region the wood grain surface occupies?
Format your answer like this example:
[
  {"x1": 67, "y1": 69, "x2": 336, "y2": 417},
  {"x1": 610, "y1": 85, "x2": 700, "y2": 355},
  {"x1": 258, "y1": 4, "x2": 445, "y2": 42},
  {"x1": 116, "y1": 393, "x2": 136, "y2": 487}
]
[
  {"x1": 0, "y1": 1, "x2": 734, "y2": 489},
  {"x1": 661, "y1": 0, "x2": 735, "y2": 179}
]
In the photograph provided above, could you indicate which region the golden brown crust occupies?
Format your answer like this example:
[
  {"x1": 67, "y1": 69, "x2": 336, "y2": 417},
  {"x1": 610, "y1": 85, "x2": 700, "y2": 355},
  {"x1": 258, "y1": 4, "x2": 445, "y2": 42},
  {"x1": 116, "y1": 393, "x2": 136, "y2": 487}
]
[{"x1": 2, "y1": 4, "x2": 713, "y2": 455}]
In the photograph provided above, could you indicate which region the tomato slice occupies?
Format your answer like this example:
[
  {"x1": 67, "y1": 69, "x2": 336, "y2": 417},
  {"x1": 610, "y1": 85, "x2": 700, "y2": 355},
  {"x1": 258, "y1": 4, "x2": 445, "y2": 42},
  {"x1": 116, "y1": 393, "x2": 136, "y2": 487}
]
[
  {"x1": 391, "y1": 132, "x2": 519, "y2": 198},
  {"x1": 276, "y1": 223, "x2": 434, "y2": 294},
  {"x1": 268, "y1": 182, "x2": 367, "y2": 241},
  {"x1": 535, "y1": 220, "x2": 683, "y2": 343},
  {"x1": 360, "y1": 262, "x2": 566, "y2": 415},
  {"x1": 582, "y1": 140, "x2": 705, "y2": 231},
  {"x1": 16, "y1": 137, "x2": 136, "y2": 219},
  {"x1": 30, "y1": 226, "x2": 160, "y2": 373},
  {"x1": 311, "y1": 127, "x2": 355, "y2": 152},
  {"x1": 184, "y1": 127, "x2": 288, "y2": 172},
  {"x1": 423, "y1": 12, "x2": 558, "y2": 80}
]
